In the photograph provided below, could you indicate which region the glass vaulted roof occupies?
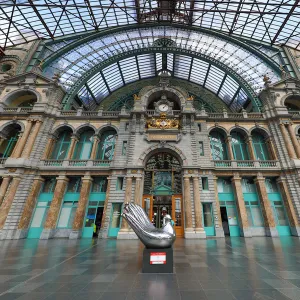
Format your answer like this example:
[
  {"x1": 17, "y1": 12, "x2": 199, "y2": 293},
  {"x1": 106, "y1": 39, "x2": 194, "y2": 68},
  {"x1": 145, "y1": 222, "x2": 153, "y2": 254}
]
[
  {"x1": 42, "y1": 26, "x2": 280, "y2": 111},
  {"x1": 0, "y1": 1, "x2": 300, "y2": 50}
]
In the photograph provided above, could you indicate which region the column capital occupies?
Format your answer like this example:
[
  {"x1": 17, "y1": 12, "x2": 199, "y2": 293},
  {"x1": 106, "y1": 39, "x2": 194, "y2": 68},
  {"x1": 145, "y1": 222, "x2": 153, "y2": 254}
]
[
  {"x1": 33, "y1": 176, "x2": 45, "y2": 182},
  {"x1": 71, "y1": 134, "x2": 79, "y2": 141},
  {"x1": 56, "y1": 175, "x2": 69, "y2": 182},
  {"x1": 254, "y1": 174, "x2": 265, "y2": 182},
  {"x1": 82, "y1": 175, "x2": 93, "y2": 182},
  {"x1": 231, "y1": 174, "x2": 241, "y2": 181}
]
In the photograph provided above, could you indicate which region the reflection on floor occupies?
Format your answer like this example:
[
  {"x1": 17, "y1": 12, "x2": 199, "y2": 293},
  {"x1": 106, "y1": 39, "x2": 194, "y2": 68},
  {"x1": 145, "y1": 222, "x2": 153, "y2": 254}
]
[{"x1": 0, "y1": 237, "x2": 299, "y2": 299}]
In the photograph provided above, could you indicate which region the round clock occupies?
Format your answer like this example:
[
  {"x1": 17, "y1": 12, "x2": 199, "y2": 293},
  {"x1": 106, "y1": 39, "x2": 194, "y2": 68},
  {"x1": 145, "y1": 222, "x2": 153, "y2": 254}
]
[{"x1": 158, "y1": 104, "x2": 169, "y2": 112}]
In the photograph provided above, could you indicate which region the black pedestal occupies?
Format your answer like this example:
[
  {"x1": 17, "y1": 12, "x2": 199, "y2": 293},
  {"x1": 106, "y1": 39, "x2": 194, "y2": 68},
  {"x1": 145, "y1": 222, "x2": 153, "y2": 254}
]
[{"x1": 142, "y1": 247, "x2": 173, "y2": 273}]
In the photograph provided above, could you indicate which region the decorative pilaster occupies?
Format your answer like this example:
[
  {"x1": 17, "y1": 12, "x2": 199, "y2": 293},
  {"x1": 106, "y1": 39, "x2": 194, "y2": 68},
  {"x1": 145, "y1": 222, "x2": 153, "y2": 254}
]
[
  {"x1": 134, "y1": 177, "x2": 142, "y2": 205},
  {"x1": 231, "y1": 175, "x2": 251, "y2": 237},
  {"x1": 41, "y1": 136, "x2": 56, "y2": 160},
  {"x1": 213, "y1": 176, "x2": 225, "y2": 237},
  {"x1": 22, "y1": 120, "x2": 43, "y2": 158},
  {"x1": 11, "y1": 120, "x2": 33, "y2": 158},
  {"x1": 183, "y1": 176, "x2": 194, "y2": 235},
  {"x1": 70, "y1": 175, "x2": 93, "y2": 239},
  {"x1": 66, "y1": 135, "x2": 78, "y2": 159},
  {"x1": 226, "y1": 136, "x2": 234, "y2": 160},
  {"x1": 287, "y1": 122, "x2": 300, "y2": 159},
  {"x1": 277, "y1": 178, "x2": 300, "y2": 236},
  {"x1": 99, "y1": 176, "x2": 112, "y2": 238},
  {"x1": 279, "y1": 123, "x2": 296, "y2": 159},
  {"x1": 266, "y1": 137, "x2": 278, "y2": 160},
  {"x1": 246, "y1": 136, "x2": 256, "y2": 160},
  {"x1": 254, "y1": 175, "x2": 278, "y2": 237},
  {"x1": 0, "y1": 176, "x2": 11, "y2": 205},
  {"x1": 41, "y1": 175, "x2": 69, "y2": 239},
  {"x1": 193, "y1": 176, "x2": 206, "y2": 238},
  {"x1": 90, "y1": 136, "x2": 99, "y2": 160},
  {"x1": 120, "y1": 177, "x2": 132, "y2": 232},
  {"x1": 0, "y1": 176, "x2": 21, "y2": 229},
  {"x1": 18, "y1": 176, "x2": 45, "y2": 231}
]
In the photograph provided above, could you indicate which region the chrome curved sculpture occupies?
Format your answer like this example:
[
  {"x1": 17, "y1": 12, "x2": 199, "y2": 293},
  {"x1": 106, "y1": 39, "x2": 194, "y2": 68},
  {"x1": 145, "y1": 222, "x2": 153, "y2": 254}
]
[{"x1": 122, "y1": 203, "x2": 176, "y2": 249}]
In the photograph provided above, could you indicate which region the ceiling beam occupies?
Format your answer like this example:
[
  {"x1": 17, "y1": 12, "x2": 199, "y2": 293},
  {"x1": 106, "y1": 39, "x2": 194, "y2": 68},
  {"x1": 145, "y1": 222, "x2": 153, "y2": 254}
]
[{"x1": 271, "y1": 0, "x2": 300, "y2": 45}]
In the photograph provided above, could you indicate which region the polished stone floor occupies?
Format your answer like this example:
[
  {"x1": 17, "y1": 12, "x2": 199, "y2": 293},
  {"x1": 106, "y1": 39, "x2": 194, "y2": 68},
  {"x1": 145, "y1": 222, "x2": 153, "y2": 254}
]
[{"x1": 0, "y1": 237, "x2": 300, "y2": 300}]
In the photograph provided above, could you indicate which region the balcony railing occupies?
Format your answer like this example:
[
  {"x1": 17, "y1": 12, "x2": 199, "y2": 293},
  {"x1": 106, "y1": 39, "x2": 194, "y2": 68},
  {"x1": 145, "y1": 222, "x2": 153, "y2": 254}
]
[
  {"x1": 212, "y1": 160, "x2": 279, "y2": 168},
  {"x1": 40, "y1": 159, "x2": 111, "y2": 168}
]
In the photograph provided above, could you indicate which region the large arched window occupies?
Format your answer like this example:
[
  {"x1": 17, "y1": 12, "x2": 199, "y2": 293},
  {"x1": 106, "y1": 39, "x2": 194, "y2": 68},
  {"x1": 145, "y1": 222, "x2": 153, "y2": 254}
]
[
  {"x1": 96, "y1": 130, "x2": 117, "y2": 160},
  {"x1": 209, "y1": 130, "x2": 228, "y2": 160},
  {"x1": 73, "y1": 129, "x2": 94, "y2": 159},
  {"x1": 51, "y1": 129, "x2": 72, "y2": 160},
  {"x1": 231, "y1": 131, "x2": 249, "y2": 160},
  {"x1": 252, "y1": 132, "x2": 270, "y2": 161},
  {"x1": 0, "y1": 125, "x2": 21, "y2": 158}
]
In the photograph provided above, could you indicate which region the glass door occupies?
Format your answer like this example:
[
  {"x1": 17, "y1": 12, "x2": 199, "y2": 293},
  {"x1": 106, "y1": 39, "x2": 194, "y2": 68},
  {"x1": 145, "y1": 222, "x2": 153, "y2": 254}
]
[
  {"x1": 108, "y1": 203, "x2": 122, "y2": 237},
  {"x1": 202, "y1": 203, "x2": 215, "y2": 236},
  {"x1": 172, "y1": 194, "x2": 184, "y2": 237},
  {"x1": 82, "y1": 201, "x2": 104, "y2": 238}
]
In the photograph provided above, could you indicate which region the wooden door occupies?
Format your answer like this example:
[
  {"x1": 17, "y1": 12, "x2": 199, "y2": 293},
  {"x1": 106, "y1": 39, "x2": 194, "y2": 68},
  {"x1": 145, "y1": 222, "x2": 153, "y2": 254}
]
[{"x1": 172, "y1": 194, "x2": 184, "y2": 237}]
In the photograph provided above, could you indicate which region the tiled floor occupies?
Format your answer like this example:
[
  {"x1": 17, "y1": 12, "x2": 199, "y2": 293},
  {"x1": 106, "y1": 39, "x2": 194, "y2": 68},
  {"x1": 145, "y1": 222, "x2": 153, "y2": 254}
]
[{"x1": 0, "y1": 237, "x2": 300, "y2": 299}]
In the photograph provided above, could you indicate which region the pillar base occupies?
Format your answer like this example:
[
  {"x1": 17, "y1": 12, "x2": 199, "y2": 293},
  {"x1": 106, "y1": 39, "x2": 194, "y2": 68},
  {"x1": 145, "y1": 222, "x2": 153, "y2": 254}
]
[
  {"x1": 240, "y1": 228, "x2": 252, "y2": 238},
  {"x1": 40, "y1": 229, "x2": 55, "y2": 239},
  {"x1": 291, "y1": 227, "x2": 300, "y2": 237},
  {"x1": 13, "y1": 229, "x2": 28, "y2": 239},
  {"x1": 117, "y1": 230, "x2": 138, "y2": 240},
  {"x1": 0, "y1": 229, "x2": 27, "y2": 240},
  {"x1": 265, "y1": 227, "x2": 279, "y2": 237},
  {"x1": 185, "y1": 230, "x2": 206, "y2": 239},
  {"x1": 69, "y1": 230, "x2": 82, "y2": 239},
  {"x1": 215, "y1": 227, "x2": 225, "y2": 238}
]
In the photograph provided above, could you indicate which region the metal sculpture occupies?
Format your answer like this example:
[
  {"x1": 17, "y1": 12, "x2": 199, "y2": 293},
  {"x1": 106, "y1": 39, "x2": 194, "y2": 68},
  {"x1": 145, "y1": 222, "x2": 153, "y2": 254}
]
[{"x1": 122, "y1": 203, "x2": 176, "y2": 249}]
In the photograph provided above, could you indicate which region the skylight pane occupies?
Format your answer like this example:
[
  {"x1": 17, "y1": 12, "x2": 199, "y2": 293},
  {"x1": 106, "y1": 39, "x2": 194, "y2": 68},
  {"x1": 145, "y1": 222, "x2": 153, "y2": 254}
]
[
  {"x1": 190, "y1": 59, "x2": 209, "y2": 85},
  {"x1": 102, "y1": 63, "x2": 123, "y2": 91},
  {"x1": 119, "y1": 57, "x2": 139, "y2": 83},
  {"x1": 219, "y1": 76, "x2": 239, "y2": 102},
  {"x1": 137, "y1": 54, "x2": 155, "y2": 78},
  {"x1": 205, "y1": 66, "x2": 225, "y2": 94},
  {"x1": 174, "y1": 55, "x2": 192, "y2": 80}
]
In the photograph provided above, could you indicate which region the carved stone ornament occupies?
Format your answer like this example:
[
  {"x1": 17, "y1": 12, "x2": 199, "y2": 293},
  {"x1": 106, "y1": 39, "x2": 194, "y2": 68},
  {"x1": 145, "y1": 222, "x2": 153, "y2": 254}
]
[{"x1": 146, "y1": 113, "x2": 179, "y2": 129}]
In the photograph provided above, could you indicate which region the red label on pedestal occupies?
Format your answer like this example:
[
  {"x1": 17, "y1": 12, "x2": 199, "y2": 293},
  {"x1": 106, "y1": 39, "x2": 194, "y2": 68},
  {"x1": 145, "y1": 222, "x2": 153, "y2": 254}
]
[{"x1": 150, "y1": 252, "x2": 166, "y2": 264}]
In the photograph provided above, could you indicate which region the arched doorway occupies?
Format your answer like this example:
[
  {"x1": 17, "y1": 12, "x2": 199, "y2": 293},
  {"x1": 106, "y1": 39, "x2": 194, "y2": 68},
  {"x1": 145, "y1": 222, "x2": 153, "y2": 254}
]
[{"x1": 143, "y1": 152, "x2": 184, "y2": 237}]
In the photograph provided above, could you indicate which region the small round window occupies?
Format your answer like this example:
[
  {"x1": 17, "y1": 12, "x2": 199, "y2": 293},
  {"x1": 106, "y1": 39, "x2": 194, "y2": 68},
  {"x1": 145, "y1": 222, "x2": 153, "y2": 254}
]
[{"x1": 1, "y1": 64, "x2": 12, "y2": 72}]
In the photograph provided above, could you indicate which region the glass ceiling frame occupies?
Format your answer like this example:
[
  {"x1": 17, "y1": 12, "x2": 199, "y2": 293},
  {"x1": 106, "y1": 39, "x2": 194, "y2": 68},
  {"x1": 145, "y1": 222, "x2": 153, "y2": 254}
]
[
  {"x1": 39, "y1": 25, "x2": 281, "y2": 111},
  {"x1": 0, "y1": 1, "x2": 300, "y2": 51}
]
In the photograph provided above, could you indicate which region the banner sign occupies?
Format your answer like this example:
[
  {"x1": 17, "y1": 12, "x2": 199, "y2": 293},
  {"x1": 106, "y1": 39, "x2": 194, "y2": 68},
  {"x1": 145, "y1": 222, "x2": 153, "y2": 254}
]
[{"x1": 150, "y1": 252, "x2": 166, "y2": 264}]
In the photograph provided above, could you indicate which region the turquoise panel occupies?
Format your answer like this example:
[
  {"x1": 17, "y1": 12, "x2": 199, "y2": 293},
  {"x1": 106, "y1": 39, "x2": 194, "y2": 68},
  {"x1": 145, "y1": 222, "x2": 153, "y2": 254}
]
[
  {"x1": 82, "y1": 227, "x2": 94, "y2": 238},
  {"x1": 27, "y1": 228, "x2": 43, "y2": 239},
  {"x1": 218, "y1": 193, "x2": 235, "y2": 201},
  {"x1": 38, "y1": 193, "x2": 53, "y2": 201},
  {"x1": 268, "y1": 193, "x2": 282, "y2": 201},
  {"x1": 89, "y1": 193, "x2": 106, "y2": 201},
  {"x1": 108, "y1": 227, "x2": 120, "y2": 237},
  {"x1": 229, "y1": 226, "x2": 240, "y2": 236},
  {"x1": 277, "y1": 226, "x2": 291, "y2": 236},
  {"x1": 204, "y1": 227, "x2": 216, "y2": 236},
  {"x1": 243, "y1": 193, "x2": 259, "y2": 201},
  {"x1": 64, "y1": 193, "x2": 80, "y2": 201}
]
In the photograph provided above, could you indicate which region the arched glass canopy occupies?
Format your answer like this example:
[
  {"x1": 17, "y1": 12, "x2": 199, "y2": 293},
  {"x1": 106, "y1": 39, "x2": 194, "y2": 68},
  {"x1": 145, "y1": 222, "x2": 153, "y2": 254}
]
[
  {"x1": 1, "y1": 1, "x2": 299, "y2": 50},
  {"x1": 41, "y1": 26, "x2": 281, "y2": 111}
]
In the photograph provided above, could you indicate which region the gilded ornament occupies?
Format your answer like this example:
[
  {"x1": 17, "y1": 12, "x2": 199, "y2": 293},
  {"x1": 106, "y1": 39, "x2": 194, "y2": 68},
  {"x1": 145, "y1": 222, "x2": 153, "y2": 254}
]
[
  {"x1": 146, "y1": 113, "x2": 179, "y2": 129},
  {"x1": 133, "y1": 94, "x2": 141, "y2": 101},
  {"x1": 186, "y1": 95, "x2": 194, "y2": 101}
]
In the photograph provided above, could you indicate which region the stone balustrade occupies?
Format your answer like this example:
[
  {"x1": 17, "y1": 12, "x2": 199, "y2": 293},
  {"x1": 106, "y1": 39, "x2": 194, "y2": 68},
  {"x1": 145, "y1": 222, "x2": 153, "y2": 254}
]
[
  {"x1": 212, "y1": 160, "x2": 280, "y2": 169},
  {"x1": 39, "y1": 159, "x2": 111, "y2": 169}
]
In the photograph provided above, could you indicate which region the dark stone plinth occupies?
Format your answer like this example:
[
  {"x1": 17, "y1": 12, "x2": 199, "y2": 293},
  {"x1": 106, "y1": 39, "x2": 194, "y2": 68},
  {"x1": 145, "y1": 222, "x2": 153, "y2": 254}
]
[{"x1": 142, "y1": 247, "x2": 173, "y2": 273}]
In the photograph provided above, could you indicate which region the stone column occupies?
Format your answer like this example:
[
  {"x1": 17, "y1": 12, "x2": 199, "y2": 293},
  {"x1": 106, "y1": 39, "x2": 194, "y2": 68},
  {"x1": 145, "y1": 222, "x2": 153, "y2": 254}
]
[
  {"x1": 254, "y1": 175, "x2": 278, "y2": 237},
  {"x1": 22, "y1": 120, "x2": 43, "y2": 158},
  {"x1": 287, "y1": 123, "x2": 300, "y2": 159},
  {"x1": 66, "y1": 135, "x2": 78, "y2": 160},
  {"x1": 231, "y1": 174, "x2": 251, "y2": 237},
  {"x1": 41, "y1": 175, "x2": 69, "y2": 239},
  {"x1": 90, "y1": 136, "x2": 99, "y2": 160},
  {"x1": 226, "y1": 136, "x2": 234, "y2": 160},
  {"x1": 99, "y1": 176, "x2": 112, "y2": 238},
  {"x1": 213, "y1": 176, "x2": 225, "y2": 237},
  {"x1": 193, "y1": 176, "x2": 206, "y2": 238},
  {"x1": 18, "y1": 176, "x2": 44, "y2": 233},
  {"x1": 11, "y1": 120, "x2": 33, "y2": 158},
  {"x1": 119, "y1": 177, "x2": 132, "y2": 232},
  {"x1": 70, "y1": 175, "x2": 93, "y2": 239},
  {"x1": 277, "y1": 178, "x2": 300, "y2": 236},
  {"x1": 246, "y1": 136, "x2": 256, "y2": 160},
  {"x1": 41, "y1": 136, "x2": 56, "y2": 160},
  {"x1": 0, "y1": 176, "x2": 11, "y2": 206},
  {"x1": 134, "y1": 177, "x2": 142, "y2": 205},
  {"x1": 279, "y1": 123, "x2": 296, "y2": 159},
  {"x1": 266, "y1": 137, "x2": 278, "y2": 160},
  {"x1": 183, "y1": 175, "x2": 194, "y2": 237},
  {"x1": 0, "y1": 176, "x2": 21, "y2": 229}
]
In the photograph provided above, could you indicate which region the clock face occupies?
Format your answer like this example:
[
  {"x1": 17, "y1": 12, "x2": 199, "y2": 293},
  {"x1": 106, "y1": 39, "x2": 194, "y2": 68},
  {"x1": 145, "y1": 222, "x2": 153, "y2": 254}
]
[{"x1": 159, "y1": 104, "x2": 169, "y2": 112}]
